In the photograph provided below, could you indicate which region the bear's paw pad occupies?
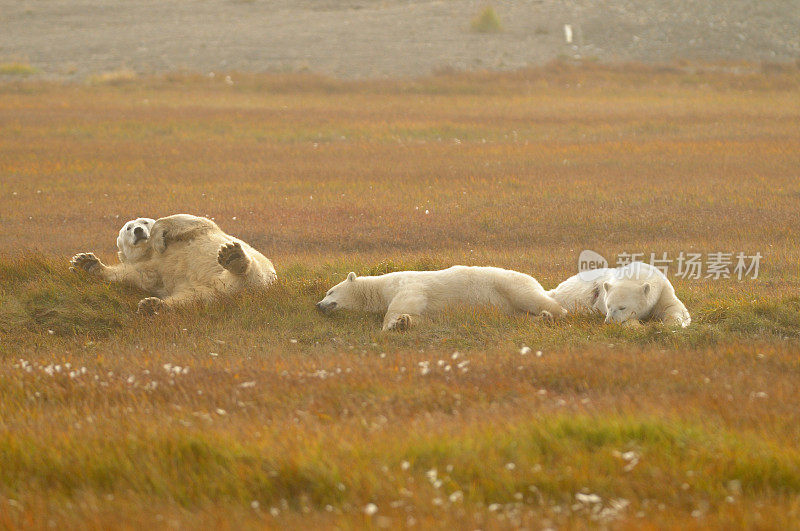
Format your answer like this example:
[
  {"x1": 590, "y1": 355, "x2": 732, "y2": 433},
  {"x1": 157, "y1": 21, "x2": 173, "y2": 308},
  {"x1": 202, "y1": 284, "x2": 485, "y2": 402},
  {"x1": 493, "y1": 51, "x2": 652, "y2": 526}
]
[
  {"x1": 391, "y1": 314, "x2": 412, "y2": 331},
  {"x1": 538, "y1": 310, "x2": 554, "y2": 322},
  {"x1": 70, "y1": 253, "x2": 101, "y2": 274},
  {"x1": 137, "y1": 297, "x2": 165, "y2": 315},
  {"x1": 218, "y1": 242, "x2": 248, "y2": 274}
]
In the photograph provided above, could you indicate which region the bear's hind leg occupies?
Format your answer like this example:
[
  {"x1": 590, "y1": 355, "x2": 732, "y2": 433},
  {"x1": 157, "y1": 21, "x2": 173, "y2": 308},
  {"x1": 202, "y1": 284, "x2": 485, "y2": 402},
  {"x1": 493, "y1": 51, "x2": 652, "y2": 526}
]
[{"x1": 218, "y1": 242, "x2": 251, "y2": 275}]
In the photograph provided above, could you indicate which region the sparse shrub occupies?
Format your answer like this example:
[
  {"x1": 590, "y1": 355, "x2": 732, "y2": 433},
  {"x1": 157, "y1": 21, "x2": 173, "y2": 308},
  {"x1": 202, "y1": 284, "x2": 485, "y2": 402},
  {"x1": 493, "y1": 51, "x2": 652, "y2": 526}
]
[
  {"x1": 0, "y1": 62, "x2": 38, "y2": 76},
  {"x1": 470, "y1": 6, "x2": 502, "y2": 33},
  {"x1": 88, "y1": 68, "x2": 137, "y2": 85}
]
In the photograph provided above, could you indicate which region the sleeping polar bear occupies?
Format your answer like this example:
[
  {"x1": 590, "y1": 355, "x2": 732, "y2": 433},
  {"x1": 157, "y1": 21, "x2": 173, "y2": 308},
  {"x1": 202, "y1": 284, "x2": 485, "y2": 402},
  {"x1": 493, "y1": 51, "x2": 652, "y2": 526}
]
[
  {"x1": 547, "y1": 262, "x2": 691, "y2": 327},
  {"x1": 70, "y1": 214, "x2": 276, "y2": 314},
  {"x1": 316, "y1": 266, "x2": 567, "y2": 331}
]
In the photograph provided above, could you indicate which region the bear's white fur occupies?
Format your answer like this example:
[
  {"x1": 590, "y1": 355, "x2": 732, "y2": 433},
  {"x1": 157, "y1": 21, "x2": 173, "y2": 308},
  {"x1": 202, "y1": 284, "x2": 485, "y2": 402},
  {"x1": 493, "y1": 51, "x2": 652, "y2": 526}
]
[
  {"x1": 547, "y1": 262, "x2": 691, "y2": 327},
  {"x1": 317, "y1": 266, "x2": 567, "y2": 331},
  {"x1": 70, "y1": 214, "x2": 276, "y2": 314}
]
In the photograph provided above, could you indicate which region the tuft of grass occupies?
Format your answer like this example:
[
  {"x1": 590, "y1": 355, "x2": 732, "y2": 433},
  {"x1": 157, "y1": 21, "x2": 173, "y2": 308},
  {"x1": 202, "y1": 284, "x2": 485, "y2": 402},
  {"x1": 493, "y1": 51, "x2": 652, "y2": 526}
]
[
  {"x1": 470, "y1": 6, "x2": 502, "y2": 33},
  {"x1": 0, "y1": 62, "x2": 38, "y2": 76}
]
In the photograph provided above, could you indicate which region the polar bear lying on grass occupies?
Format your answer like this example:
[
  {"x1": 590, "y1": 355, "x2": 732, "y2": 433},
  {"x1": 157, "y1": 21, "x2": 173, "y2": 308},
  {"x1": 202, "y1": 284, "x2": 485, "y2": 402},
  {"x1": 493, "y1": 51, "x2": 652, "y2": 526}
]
[
  {"x1": 316, "y1": 266, "x2": 567, "y2": 331},
  {"x1": 548, "y1": 262, "x2": 691, "y2": 327},
  {"x1": 70, "y1": 214, "x2": 276, "y2": 314}
]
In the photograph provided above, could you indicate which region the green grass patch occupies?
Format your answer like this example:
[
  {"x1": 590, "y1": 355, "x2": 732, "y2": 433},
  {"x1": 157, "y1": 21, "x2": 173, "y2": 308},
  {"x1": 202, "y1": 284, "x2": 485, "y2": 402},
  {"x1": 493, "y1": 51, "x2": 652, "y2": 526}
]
[
  {"x1": 2, "y1": 415, "x2": 798, "y2": 508},
  {"x1": 470, "y1": 6, "x2": 503, "y2": 33}
]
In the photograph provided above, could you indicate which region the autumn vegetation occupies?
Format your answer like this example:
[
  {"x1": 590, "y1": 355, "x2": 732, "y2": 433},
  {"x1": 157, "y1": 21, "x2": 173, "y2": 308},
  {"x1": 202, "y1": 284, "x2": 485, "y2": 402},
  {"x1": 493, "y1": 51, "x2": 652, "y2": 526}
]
[{"x1": 1, "y1": 62, "x2": 799, "y2": 528}]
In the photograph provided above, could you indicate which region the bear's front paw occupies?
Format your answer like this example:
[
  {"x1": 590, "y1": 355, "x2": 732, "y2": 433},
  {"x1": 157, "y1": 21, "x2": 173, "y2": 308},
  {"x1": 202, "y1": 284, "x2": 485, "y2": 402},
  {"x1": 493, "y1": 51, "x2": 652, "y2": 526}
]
[
  {"x1": 388, "y1": 314, "x2": 413, "y2": 331},
  {"x1": 137, "y1": 297, "x2": 165, "y2": 315},
  {"x1": 70, "y1": 253, "x2": 102, "y2": 274},
  {"x1": 218, "y1": 241, "x2": 249, "y2": 275},
  {"x1": 538, "y1": 310, "x2": 554, "y2": 322}
]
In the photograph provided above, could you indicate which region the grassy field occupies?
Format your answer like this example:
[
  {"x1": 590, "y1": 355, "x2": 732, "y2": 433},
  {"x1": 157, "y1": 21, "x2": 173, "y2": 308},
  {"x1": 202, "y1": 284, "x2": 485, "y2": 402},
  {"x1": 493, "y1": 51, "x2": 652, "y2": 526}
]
[{"x1": 1, "y1": 63, "x2": 800, "y2": 528}]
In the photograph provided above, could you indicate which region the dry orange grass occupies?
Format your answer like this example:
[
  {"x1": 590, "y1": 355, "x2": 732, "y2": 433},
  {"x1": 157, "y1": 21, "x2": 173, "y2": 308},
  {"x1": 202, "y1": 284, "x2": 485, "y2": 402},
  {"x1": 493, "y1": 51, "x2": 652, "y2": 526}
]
[{"x1": 1, "y1": 63, "x2": 800, "y2": 528}]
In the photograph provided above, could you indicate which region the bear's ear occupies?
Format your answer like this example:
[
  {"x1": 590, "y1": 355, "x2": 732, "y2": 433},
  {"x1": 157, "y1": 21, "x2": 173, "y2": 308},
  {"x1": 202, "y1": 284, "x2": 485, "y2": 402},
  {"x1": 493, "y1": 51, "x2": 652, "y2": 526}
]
[
  {"x1": 347, "y1": 272, "x2": 357, "y2": 282},
  {"x1": 643, "y1": 283, "x2": 650, "y2": 295},
  {"x1": 602, "y1": 281, "x2": 611, "y2": 293}
]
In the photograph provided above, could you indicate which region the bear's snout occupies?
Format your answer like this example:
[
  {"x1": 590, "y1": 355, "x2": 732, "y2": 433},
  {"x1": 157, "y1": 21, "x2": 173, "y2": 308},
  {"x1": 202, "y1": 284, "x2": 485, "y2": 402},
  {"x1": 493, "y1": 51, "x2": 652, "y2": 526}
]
[
  {"x1": 133, "y1": 226, "x2": 147, "y2": 243},
  {"x1": 316, "y1": 301, "x2": 337, "y2": 313}
]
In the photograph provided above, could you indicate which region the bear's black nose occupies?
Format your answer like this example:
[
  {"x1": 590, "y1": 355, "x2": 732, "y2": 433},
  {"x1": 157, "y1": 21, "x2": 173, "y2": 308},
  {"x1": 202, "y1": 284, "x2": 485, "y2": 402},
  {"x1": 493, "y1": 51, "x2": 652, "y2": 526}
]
[{"x1": 134, "y1": 226, "x2": 144, "y2": 236}]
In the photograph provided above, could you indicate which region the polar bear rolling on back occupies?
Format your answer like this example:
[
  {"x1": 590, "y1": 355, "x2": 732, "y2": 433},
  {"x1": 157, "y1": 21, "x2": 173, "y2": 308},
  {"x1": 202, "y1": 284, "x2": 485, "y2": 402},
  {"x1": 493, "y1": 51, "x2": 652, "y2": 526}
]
[
  {"x1": 316, "y1": 266, "x2": 567, "y2": 331},
  {"x1": 70, "y1": 214, "x2": 276, "y2": 314},
  {"x1": 548, "y1": 262, "x2": 691, "y2": 327}
]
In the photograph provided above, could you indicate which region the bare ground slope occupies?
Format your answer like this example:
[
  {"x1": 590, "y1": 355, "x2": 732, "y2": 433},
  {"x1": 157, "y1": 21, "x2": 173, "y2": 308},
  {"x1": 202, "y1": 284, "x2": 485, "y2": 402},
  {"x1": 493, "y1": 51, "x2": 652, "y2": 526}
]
[{"x1": 1, "y1": 0, "x2": 798, "y2": 80}]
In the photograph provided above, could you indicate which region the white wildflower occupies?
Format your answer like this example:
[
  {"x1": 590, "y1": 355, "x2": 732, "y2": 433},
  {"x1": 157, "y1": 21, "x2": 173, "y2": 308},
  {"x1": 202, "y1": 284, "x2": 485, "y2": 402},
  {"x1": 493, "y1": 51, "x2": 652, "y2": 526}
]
[
  {"x1": 575, "y1": 493, "x2": 602, "y2": 504},
  {"x1": 363, "y1": 503, "x2": 378, "y2": 516},
  {"x1": 426, "y1": 469, "x2": 437, "y2": 482}
]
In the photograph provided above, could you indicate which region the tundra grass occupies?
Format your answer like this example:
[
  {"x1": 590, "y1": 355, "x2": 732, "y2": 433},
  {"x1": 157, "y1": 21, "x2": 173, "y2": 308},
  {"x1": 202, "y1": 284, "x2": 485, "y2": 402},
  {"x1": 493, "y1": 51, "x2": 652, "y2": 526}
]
[{"x1": 1, "y1": 63, "x2": 800, "y2": 528}]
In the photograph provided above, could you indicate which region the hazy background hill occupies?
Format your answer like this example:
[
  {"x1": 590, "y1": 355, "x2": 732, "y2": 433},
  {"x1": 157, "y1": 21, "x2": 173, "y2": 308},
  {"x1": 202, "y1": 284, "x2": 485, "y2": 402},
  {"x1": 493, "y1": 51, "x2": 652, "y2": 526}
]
[{"x1": 1, "y1": 0, "x2": 798, "y2": 80}]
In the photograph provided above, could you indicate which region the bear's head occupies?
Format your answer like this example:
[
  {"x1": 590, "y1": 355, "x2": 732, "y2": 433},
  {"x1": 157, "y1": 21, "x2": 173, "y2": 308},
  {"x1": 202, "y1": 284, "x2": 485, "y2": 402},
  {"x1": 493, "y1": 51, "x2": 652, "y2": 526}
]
[
  {"x1": 602, "y1": 279, "x2": 652, "y2": 324},
  {"x1": 116, "y1": 217, "x2": 156, "y2": 263},
  {"x1": 316, "y1": 272, "x2": 360, "y2": 313}
]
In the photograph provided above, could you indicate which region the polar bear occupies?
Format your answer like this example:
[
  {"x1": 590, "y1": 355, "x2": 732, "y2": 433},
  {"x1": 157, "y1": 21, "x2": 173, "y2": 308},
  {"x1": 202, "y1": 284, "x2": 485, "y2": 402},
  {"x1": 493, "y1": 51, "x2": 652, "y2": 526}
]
[
  {"x1": 70, "y1": 214, "x2": 276, "y2": 314},
  {"x1": 547, "y1": 262, "x2": 691, "y2": 327},
  {"x1": 316, "y1": 266, "x2": 567, "y2": 331}
]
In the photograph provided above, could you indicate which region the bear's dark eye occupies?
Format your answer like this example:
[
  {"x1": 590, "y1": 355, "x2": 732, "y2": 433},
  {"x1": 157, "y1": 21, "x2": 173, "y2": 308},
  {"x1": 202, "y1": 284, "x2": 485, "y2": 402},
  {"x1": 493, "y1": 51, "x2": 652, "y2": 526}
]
[
  {"x1": 126, "y1": 226, "x2": 131, "y2": 231},
  {"x1": 619, "y1": 306, "x2": 627, "y2": 311}
]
